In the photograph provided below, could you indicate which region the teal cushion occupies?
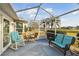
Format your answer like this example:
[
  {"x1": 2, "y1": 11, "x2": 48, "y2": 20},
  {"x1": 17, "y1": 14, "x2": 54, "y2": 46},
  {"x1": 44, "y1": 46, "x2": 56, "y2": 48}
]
[
  {"x1": 62, "y1": 35, "x2": 73, "y2": 45},
  {"x1": 56, "y1": 43, "x2": 65, "y2": 48},
  {"x1": 55, "y1": 34, "x2": 64, "y2": 44},
  {"x1": 52, "y1": 41, "x2": 65, "y2": 48},
  {"x1": 11, "y1": 32, "x2": 17, "y2": 42},
  {"x1": 11, "y1": 32, "x2": 21, "y2": 43}
]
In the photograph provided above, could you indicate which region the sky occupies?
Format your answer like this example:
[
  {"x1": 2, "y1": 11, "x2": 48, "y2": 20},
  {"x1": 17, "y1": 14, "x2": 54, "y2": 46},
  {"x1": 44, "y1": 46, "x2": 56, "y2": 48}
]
[{"x1": 11, "y1": 3, "x2": 79, "y2": 27}]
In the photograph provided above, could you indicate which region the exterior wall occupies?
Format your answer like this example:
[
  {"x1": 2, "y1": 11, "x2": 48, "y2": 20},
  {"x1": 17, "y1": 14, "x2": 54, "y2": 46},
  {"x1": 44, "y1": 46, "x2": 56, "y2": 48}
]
[
  {"x1": 0, "y1": 10, "x2": 15, "y2": 32},
  {"x1": 0, "y1": 9, "x2": 15, "y2": 55},
  {"x1": 0, "y1": 14, "x2": 3, "y2": 55}
]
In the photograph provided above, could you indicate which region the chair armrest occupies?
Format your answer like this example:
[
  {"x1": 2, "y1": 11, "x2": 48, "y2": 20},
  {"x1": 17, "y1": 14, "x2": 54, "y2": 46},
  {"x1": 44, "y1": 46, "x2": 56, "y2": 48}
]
[
  {"x1": 71, "y1": 37, "x2": 76, "y2": 45},
  {"x1": 48, "y1": 37, "x2": 55, "y2": 41},
  {"x1": 65, "y1": 44, "x2": 71, "y2": 50}
]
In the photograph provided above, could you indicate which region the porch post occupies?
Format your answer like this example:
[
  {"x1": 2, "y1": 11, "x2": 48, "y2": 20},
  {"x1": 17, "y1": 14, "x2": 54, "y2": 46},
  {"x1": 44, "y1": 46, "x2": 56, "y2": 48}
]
[
  {"x1": 54, "y1": 17, "x2": 57, "y2": 35},
  {"x1": 38, "y1": 20, "x2": 40, "y2": 39},
  {"x1": 45, "y1": 22, "x2": 46, "y2": 32}
]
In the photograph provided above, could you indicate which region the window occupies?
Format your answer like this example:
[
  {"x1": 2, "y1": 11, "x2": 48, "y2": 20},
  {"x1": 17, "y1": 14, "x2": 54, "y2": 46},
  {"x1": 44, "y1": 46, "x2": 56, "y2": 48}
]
[{"x1": 16, "y1": 22, "x2": 23, "y2": 35}]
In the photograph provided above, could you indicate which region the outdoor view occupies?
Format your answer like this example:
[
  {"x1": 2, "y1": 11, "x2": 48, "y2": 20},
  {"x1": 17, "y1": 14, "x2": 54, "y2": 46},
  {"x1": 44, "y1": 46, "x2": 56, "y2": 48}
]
[{"x1": 0, "y1": 3, "x2": 79, "y2": 56}]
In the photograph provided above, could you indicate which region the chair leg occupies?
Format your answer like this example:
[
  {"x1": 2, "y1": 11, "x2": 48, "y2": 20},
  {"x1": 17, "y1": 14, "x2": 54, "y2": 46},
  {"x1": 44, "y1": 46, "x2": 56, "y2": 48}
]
[
  {"x1": 10, "y1": 43, "x2": 18, "y2": 50},
  {"x1": 49, "y1": 41, "x2": 51, "y2": 46},
  {"x1": 15, "y1": 43, "x2": 18, "y2": 50},
  {"x1": 64, "y1": 49, "x2": 66, "y2": 56},
  {"x1": 22, "y1": 41, "x2": 25, "y2": 46},
  {"x1": 20, "y1": 40, "x2": 25, "y2": 46},
  {"x1": 10, "y1": 44, "x2": 14, "y2": 49},
  {"x1": 69, "y1": 50, "x2": 73, "y2": 56}
]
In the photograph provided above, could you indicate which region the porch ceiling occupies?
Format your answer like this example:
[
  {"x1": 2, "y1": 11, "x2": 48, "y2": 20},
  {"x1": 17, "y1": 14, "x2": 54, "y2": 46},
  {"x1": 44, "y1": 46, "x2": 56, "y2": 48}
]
[{"x1": 0, "y1": 3, "x2": 19, "y2": 20}]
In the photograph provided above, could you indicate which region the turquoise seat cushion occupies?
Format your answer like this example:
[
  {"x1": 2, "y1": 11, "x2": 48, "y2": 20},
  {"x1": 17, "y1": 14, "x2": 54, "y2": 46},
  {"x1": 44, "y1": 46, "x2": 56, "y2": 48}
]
[
  {"x1": 11, "y1": 32, "x2": 17, "y2": 42},
  {"x1": 15, "y1": 32, "x2": 21, "y2": 40},
  {"x1": 51, "y1": 41, "x2": 65, "y2": 48},
  {"x1": 11, "y1": 32, "x2": 21, "y2": 43},
  {"x1": 62, "y1": 35, "x2": 73, "y2": 46},
  {"x1": 56, "y1": 42, "x2": 65, "y2": 48},
  {"x1": 55, "y1": 34, "x2": 64, "y2": 44}
]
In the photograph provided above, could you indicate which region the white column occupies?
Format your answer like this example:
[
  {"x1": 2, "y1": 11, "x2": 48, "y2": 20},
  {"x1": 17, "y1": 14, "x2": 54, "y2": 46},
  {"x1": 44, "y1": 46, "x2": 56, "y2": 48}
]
[
  {"x1": 23, "y1": 23, "x2": 25, "y2": 32},
  {"x1": 45, "y1": 22, "x2": 46, "y2": 32},
  {"x1": 38, "y1": 20, "x2": 40, "y2": 39},
  {"x1": 54, "y1": 18, "x2": 57, "y2": 35}
]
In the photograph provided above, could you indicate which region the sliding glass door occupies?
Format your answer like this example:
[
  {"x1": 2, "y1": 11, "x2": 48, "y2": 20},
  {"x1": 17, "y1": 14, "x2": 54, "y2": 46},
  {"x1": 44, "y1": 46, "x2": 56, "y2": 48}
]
[{"x1": 3, "y1": 19, "x2": 10, "y2": 48}]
